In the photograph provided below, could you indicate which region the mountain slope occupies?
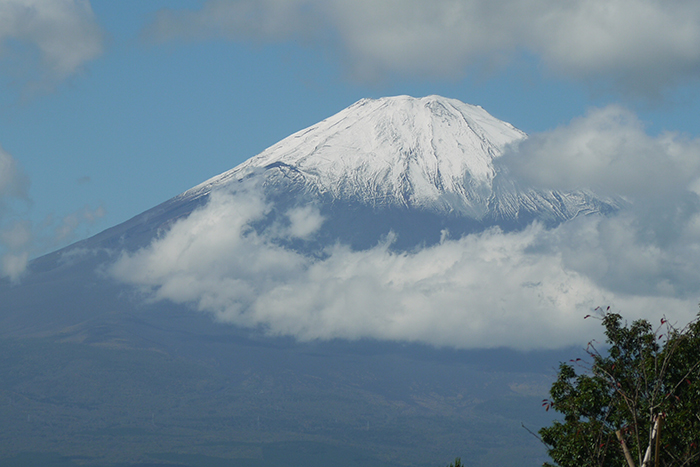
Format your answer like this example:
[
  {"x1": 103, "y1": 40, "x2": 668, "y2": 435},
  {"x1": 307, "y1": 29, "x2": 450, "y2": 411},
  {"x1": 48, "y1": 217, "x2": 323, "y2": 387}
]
[{"x1": 0, "y1": 95, "x2": 614, "y2": 467}]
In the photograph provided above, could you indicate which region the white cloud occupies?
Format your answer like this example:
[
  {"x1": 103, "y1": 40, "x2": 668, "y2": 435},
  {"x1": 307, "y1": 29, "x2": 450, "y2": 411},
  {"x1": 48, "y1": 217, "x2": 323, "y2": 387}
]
[
  {"x1": 0, "y1": 145, "x2": 29, "y2": 200},
  {"x1": 1, "y1": 250, "x2": 28, "y2": 283},
  {"x1": 145, "y1": 0, "x2": 700, "y2": 95},
  {"x1": 501, "y1": 105, "x2": 700, "y2": 199},
  {"x1": 110, "y1": 180, "x2": 700, "y2": 351},
  {"x1": 285, "y1": 205, "x2": 325, "y2": 239},
  {"x1": 526, "y1": 0, "x2": 700, "y2": 94},
  {"x1": 0, "y1": 0, "x2": 103, "y2": 88}
]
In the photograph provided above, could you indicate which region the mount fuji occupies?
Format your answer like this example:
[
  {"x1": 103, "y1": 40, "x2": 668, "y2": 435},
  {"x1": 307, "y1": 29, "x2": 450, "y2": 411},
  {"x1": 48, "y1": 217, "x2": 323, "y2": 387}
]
[
  {"x1": 0, "y1": 95, "x2": 614, "y2": 467},
  {"x1": 190, "y1": 95, "x2": 613, "y2": 217},
  {"x1": 37, "y1": 95, "x2": 617, "y2": 260}
]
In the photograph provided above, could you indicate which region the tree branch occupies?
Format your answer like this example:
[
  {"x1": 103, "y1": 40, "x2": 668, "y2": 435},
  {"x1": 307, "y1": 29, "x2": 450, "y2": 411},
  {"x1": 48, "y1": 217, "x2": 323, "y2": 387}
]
[{"x1": 617, "y1": 429, "x2": 637, "y2": 467}]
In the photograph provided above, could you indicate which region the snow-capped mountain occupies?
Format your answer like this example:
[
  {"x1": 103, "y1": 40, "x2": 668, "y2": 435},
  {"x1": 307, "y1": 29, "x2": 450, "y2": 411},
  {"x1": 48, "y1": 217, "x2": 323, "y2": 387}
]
[
  {"x1": 184, "y1": 95, "x2": 614, "y2": 217},
  {"x1": 187, "y1": 95, "x2": 524, "y2": 213},
  {"x1": 38, "y1": 95, "x2": 619, "y2": 260}
]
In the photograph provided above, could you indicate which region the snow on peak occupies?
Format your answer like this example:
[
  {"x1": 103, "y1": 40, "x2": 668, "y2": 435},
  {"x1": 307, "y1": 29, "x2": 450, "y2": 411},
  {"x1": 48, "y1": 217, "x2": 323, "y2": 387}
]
[{"x1": 185, "y1": 95, "x2": 526, "y2": 211}]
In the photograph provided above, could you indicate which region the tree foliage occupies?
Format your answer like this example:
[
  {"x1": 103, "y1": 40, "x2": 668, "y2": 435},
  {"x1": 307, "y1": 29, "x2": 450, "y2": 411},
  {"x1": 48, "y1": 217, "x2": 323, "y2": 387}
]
[{"x1": 540, "y1": 309, "x2": 700, "y2": 467}]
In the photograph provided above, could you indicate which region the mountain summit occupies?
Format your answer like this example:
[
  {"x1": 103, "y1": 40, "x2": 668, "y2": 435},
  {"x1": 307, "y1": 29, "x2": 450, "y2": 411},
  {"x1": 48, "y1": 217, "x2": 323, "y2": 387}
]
[{"x1": 187, "y1": 95, "x2": 525, "y2": 212}]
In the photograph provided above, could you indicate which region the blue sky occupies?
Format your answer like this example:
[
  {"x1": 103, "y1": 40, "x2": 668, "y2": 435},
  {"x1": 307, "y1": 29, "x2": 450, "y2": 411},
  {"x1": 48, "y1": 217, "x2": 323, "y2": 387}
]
[{"x1": 0, "y1": 0, "x2": 700, "y2": 346}]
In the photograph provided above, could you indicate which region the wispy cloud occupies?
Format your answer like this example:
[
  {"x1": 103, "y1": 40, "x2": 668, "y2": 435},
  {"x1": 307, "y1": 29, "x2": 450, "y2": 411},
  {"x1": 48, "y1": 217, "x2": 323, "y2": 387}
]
[
  {"x1": 0, "y1": 144, "x2": 29, "y2": 201},
  {"x1": 0, "y1": 205, "x2": 106, "y2": 283},
  {"x1": 144, "y1": 0, "x2": 700, "y2": 97},
  {"x1": 50, "y1": 204, "x2": 106, "y2": 245},
  {"x1": 0, "y1": 145, "x2": 30, "y2": 282},
  {"x1": 0, "y1": 144, "x2": 105, "y2": 282},
  {"x1": 0, "y1": 0, "x2": 104, "y2": 93}
]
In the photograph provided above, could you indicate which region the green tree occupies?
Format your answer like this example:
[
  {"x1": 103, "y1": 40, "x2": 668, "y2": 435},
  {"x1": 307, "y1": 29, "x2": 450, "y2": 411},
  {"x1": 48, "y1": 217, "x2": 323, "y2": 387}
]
[{"x1": 539, "y1": 309, "x2": 700, "y2": 467}]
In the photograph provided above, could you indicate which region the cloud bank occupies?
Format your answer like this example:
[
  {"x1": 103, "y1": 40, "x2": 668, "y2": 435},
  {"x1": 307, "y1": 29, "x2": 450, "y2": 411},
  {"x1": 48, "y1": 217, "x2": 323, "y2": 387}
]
[
  {"x1": 110, "y1": 107, "x2": 700, "y2": 350},
  {"x1": 0, "y1": 0, "x2": 103, "y2": 91},
  {"x1": 109, "y1": 184, "x2": 699, "y2": 350},
  {"x1": 146, "y1": 0, "x2": 700, "y2": 95}
]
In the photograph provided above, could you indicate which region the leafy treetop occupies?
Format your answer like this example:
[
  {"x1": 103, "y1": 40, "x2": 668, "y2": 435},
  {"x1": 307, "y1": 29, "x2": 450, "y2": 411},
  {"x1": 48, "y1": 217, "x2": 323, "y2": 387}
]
[{"x1": 539, "y1": 308, "x2": 700, "y2": 467}]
